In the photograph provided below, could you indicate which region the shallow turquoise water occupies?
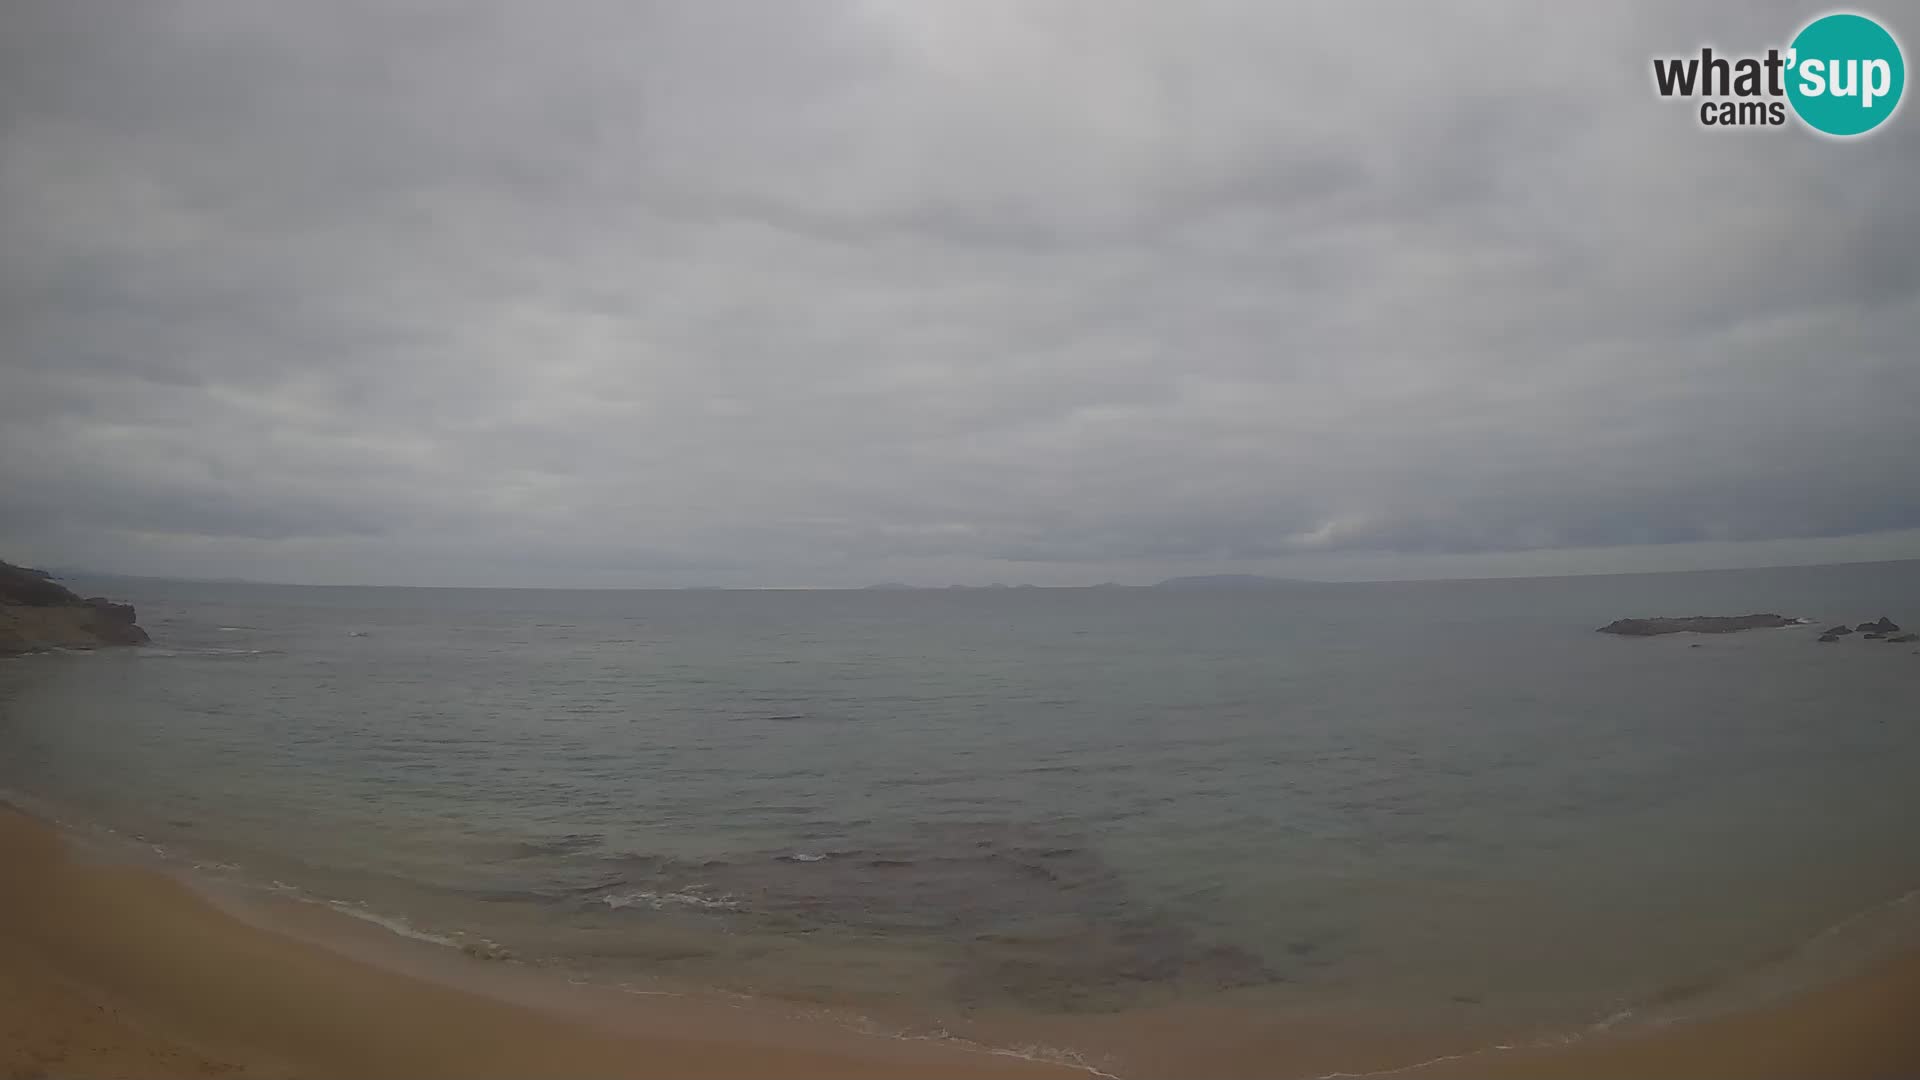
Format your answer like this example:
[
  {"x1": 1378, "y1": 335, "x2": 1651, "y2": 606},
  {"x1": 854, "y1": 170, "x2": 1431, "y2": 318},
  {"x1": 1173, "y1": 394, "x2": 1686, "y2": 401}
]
[{"x1": 4, "y1": 561, "x2": 1919, "y2": 1036}]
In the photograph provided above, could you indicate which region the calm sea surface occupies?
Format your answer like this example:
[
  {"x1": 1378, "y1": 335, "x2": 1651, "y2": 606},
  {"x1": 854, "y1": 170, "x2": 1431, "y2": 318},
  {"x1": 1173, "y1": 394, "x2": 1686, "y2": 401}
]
[{"x1": 4, "y1": 562, "x2": 1920, "y2": 1060}]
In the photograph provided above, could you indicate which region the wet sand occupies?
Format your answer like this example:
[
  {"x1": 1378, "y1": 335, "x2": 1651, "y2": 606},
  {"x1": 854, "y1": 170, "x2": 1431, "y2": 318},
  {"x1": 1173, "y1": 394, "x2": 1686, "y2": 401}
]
[
  {"x1": 0, "y1": 805, "x2": 1072, "y2": 1079},
  {"x1": 4, "y1": 803, "x2": 1920, "y2": 1079},
  {"x1": 1417, "y1": 954, "x2": 1920, "y2": 1080}
]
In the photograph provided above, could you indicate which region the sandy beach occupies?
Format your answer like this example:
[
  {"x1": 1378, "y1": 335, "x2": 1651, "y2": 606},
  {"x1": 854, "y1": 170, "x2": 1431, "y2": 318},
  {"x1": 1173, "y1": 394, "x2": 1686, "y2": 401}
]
[{"x1": 6, "y1": 804, "x2": 1920, "y2": 1079}]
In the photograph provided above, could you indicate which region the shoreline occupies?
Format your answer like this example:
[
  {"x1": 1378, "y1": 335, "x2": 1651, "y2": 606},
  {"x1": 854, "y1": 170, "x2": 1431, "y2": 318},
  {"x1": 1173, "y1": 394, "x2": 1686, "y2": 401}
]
[
  {"x1": 0, "y1": 804, "x2": 1080, "y2": 1079},
  {"x1": 7, "y1": 804, "x2": 1920, "y2": 1078}
]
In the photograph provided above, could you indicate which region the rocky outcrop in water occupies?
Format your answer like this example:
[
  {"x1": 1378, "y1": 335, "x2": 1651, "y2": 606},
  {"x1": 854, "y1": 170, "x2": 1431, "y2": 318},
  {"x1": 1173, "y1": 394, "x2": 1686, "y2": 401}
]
[
  {"x1": 1595, "y1": 612, "x2": 1916, "y2": 647},
  {"x1": 1808, "y1": 616, "x2": 1913, "y2": 645},
  {"x1": 1596, "y1": 614, "x2": 1799, "y2": 636},
  {"x1": 0, "y1": 559, "x2": 150, "y2": 655}
]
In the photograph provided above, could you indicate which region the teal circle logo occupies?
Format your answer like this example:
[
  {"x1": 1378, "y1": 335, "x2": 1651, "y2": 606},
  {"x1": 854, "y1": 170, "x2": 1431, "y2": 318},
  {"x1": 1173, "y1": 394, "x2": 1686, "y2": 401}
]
[{"x1": 1787, "y1": 13, "x2": 1905, "y2": 136}]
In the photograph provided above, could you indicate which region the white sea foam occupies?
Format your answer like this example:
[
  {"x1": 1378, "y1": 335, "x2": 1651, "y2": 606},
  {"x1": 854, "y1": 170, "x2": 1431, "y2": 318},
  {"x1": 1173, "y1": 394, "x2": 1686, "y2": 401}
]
[
  {"x1": 1589, "y1": 1008, "x2": 1634, "y2": 1031},
  {"x1": 1807, "y1": 884, "x2": 1920, "y2": 945},
  {"x1": 825, "y1": 1011, "x2": 1126, "y2": 1078},
  {"x1": 1313, "y1": 1044, "x2": 1518, "y2": 1079},
  {"x1": 324, "y1": 900, "x2": 461, "y2": 947},
  {"x1": 614, "y1": 982, "x2": 685, "y2": 997},
  {"x1": 597, "y1": 888, "x2": 741, "y2": 912},
  {"x1": 138, "y1": 647, "x2": 269, "y2": 658}
]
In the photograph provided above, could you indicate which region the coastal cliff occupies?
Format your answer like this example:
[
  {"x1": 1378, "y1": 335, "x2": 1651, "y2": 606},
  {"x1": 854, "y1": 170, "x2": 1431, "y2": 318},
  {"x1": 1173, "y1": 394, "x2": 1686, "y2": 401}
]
[{"x1": 0, "y1": 560, "x2": 149, "y2": 655}]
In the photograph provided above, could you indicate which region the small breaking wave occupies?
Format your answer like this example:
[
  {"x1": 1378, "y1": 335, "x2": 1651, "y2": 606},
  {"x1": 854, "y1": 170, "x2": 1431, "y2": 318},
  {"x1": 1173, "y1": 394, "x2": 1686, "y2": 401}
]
[{"x1": 139, "y1": 647, "x2": 276, "y2": 659}]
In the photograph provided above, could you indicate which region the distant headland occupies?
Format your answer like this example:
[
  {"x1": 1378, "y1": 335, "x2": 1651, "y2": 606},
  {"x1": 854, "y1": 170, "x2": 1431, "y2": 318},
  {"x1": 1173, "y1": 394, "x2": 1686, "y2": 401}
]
[{"x1": 0, "y1": 559, "x2": 150, "y2": 655}]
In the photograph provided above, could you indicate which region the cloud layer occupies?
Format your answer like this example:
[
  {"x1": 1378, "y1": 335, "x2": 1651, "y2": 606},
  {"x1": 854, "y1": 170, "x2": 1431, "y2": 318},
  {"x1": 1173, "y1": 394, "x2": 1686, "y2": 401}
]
[{"x1": 3, "y1": 1, "x2": 1916, "y2": 585}]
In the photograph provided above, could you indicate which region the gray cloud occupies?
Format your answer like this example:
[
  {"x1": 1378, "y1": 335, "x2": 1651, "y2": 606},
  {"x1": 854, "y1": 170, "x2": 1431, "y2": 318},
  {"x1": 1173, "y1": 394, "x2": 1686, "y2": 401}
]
[{"x1": 2, "y1": 0, "x2": 1916, "y2": 586}]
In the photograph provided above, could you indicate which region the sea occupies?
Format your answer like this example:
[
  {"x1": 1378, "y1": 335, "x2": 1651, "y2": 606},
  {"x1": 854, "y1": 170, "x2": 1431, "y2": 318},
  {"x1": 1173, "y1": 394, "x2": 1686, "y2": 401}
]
[{"x1": 4, "y1": 560, "x2": 1919, "y2": 1075}]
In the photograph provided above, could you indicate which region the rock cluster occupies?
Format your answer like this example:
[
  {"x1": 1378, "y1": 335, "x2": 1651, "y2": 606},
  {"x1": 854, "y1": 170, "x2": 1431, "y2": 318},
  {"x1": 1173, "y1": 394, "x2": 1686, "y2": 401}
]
[
  {"x1": 1815, "y1": 616, "x2": 1909, "y2": 645},
  {"x1": 1595, "y1": 610, "x2": 1912, "y2": 649}
]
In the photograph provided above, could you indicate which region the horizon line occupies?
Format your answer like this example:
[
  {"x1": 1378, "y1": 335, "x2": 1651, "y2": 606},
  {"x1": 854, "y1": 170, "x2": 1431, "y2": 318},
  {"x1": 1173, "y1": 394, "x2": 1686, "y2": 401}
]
[{"x1": 34, "y1": 555, "x2": 1920, "y2": 593}]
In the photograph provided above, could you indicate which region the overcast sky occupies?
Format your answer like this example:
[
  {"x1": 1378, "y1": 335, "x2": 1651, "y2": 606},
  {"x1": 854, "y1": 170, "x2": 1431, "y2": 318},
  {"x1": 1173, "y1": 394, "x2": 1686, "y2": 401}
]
[{"x1": 2, "y1": 1, "x2": 1916, "y2": 587}]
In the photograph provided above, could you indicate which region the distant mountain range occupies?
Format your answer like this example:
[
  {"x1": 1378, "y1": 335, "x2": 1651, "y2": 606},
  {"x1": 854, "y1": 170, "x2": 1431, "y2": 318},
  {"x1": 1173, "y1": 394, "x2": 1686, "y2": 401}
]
[
  {"x1": 862, "y1": 582, "x2": 1044, "y2": 591},
  {"x1": 1148, "y1": 574, "x2": 1315, "y2": 590},
  {"x1": 861, "y1": 574, "x2": 1314, "y2": 591}
]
